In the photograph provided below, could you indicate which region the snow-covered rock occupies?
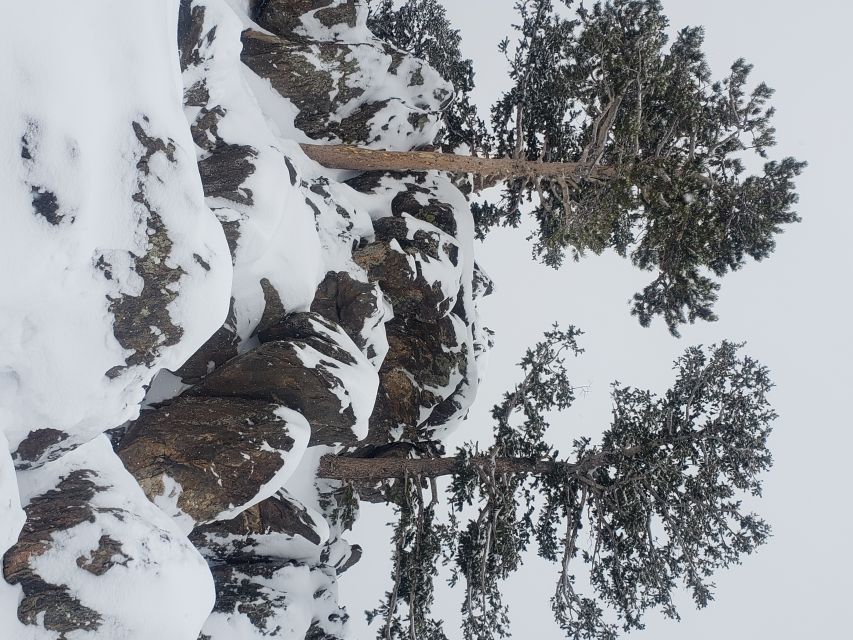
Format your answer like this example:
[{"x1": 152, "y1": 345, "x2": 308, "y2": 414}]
[
  {"x1": 196, "y1": 312, "x2": 378, "y2": 446},
  {"x1": 3, "y1": 437, "x2": 214, "y2": 639},
  {"x1": 2, "y1": 0, "x2": 493, "y2": 636},
  {"x1": 241, "y1": 8, "x2": 452, "y2": 147},
  {"x1": 345, "y1": 172, "x2": 484, "y2": 448},
  {"x1": 0, "y1": 1, "x2": 232, "y2": 468},
  {"x1": 175, "y1": 0, "x2": 383, "y2": 382},
  {"x1": 191, "y1": 490, "x2": 328, "y2": 566},
  {"x1": 202, "y1": 561, "x2": 348, "y2": 640}
]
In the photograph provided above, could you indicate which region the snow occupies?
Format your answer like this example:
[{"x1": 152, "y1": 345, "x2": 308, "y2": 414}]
[
  {"x1": 0, "y1": 433, "x2": 23, "y2": 557},
  {"x1": 0, "y1": 432, "x2": 25, "y2": 636},
  {"x1": 0, "y1": 0, "x2": 232, "y2": 462}
]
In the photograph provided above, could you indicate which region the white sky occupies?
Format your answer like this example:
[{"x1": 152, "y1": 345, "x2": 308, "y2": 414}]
[{"x1": 343, "y1": 1, "x2": 853, "y2": 637}]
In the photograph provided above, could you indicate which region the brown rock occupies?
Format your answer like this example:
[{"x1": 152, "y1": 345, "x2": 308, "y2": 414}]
[
  {"x1": 367, "y1": 314, "x2": 468, "y2": 444},
  {"x1": 310, "y1": 271, "x2": 383, "y2": 352},
  {"x1": 12, "y1": 428, "x2": 69, "y2": 469},
  {"x1": 191, "y1": 491, "x2": 323, "y2": 562},
  {"x1": 2, "y1": 470, "x2": 106, "y2": 637},
  {"x1": 174, "y1": 299, "x2": 241, "y2": 384},
  {"x1": 117, "y1": 396, "x2": 302, "y2": 524},
  {"x1": 194, "y1": 313, "x2": 370, "y2": 446},
  {"x1": 254, "y1": 0, "x2": 359, "y2": 39},
  {"x1": 239, "y1": 28, "x2": 447, "y2": 144}
]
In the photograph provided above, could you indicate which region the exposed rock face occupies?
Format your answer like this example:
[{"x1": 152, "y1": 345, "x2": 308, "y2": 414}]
[
  {"x1": 202, "y1": 561, "x2": 348, "y2": 639},
  {"x1": 4, "y1": 470, "x2": 113, "y2": 635},
  {"x1": 345, "y1": 173, "x2": 487, "y2": 450},
  {"x1": 254, "y1": 0, "x2": 360, "y2": 40},
  {"x1": 311, "y1": 270, "x2": 389, "y2": 364},
  {"x1": 190, "y1": 483, "x2": 360, "y2": 640},
  {"x1": 191, "y1": 491, "x2": 325, "y2": 563},
  {"x1": 117, "y1": 398, "x2": 309, "y2": 529},
  {"x1": 2, "y1": 437, "x2": 214, "y2": 639},
  {"x1": 192, "y1": 312, "x2": 378, "y2": 446},
  {"x1": 240, "y1": 5, "x2": 451, "y2": 147}
]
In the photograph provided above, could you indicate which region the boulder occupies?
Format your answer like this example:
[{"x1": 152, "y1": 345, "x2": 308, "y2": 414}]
[
  {"x1": 311, "y1": 270, "x2": 389, "y2": 364},
  {"x1": 3, "y1": 437, "x2": 214, "y2": 639},
  {"x1": 354, "y1": 214, "x2": 462, "y2": 323},
  {"x1": 191, "y1": 490, "x2": 326, "y2": 565},
  {"x1": 117, "y1": 397, "x2": 309, "y2": 529},
  {"x1": 193, "y1": 313, "x2": 377, "y2": 446}
]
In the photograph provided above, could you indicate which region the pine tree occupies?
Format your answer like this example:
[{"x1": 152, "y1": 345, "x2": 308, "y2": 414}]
[
  {"x1": 320, "y1": 327, "x2": 775, "y2": 639},
  {"x1": 303, "y1": 0, "x2": 804, "y2": 335}
]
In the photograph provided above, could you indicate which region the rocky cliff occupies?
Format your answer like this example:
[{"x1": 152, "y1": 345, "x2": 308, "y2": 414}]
[{"x1": 0, "y1": 1, "x2": 490, "y2": 638}]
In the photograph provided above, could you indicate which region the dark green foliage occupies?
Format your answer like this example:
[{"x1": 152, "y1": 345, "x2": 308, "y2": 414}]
[
  {"x1": 367, "y1": 0, "x2": 491, "y2": 154},
  {"x1": 549, "y1": 341, "x2": 774, "y2": 637},
  {"x1": 370, "y1": 328, "x2": 775, "y2": 639},
  {"x1": 367, "y1": 476, "x2": 456, "y2": 640},
  {"x1": 486, "y1": 0, "x2": 804, "y2": 335}
]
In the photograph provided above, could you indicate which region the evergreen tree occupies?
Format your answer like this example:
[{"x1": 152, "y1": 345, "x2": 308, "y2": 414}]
[
  {"x1": 304, "y1": 0, "x2": 804, "y2": 335},
  {"x1": 320, "y1": 327, "x2": 775, "y2": 639}
]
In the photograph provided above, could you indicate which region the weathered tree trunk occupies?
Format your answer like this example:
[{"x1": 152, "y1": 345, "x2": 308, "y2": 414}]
[
  {"x1": 317, "y1": 454, "x2": 572, "y2": 481},
  {"x1": 317, "y1": 430, "x2": 715, "y2": 482},
  {"x1": 300, "y1": 144, "x2": 617, "y2": 183}
]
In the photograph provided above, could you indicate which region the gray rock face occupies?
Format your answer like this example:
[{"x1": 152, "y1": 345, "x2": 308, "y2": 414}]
[
  {"x1": 117, "y1": 396, "x2": 306, "y2": 527},
  {"x1": 202, "y1": 561, "x2": 348, "y2": 639},
  {"x1": 240, "y1": 11, "x2": 451, "y2": 145}
]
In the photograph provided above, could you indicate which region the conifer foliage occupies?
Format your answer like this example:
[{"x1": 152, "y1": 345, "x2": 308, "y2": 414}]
[
  {"x1": 322, "y1": 328, "x2": 775, "y2": 639},
  {"x1": 481, "y1": 0, "x2": 804, "y2": 334}
]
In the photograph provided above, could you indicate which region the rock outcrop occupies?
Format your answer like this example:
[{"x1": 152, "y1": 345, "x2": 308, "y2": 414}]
[
  {"x1": 117, "y1": 398, "x2": 309, "y2": 529},
  {"x1": 1, "y1": 0, "x2": 491, "y2": 638}
]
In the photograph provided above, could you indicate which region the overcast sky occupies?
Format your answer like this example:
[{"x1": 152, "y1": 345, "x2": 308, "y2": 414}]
[{"x1": 343, "y1": 1, "x2": 853, "y2": 637}]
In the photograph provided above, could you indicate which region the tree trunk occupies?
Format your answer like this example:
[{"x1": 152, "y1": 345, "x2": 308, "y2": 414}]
[
  {"x1": 317, "y1": 454, "x2": 573, "y2": 481},
  {"x1": 299, "y1": 144, "x2": 617, "y2": 183}
]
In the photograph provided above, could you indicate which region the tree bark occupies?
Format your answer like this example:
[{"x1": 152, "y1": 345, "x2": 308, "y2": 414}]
[
  {"x1": 299, "y1": 143, "x2": 617, "y2": 183},
  {"x1": 317, "y1": 429, "x2": 720, "y2": 482},
  {"x1": 317, "y1": 454, "x2": 573, "y2": 481}
]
